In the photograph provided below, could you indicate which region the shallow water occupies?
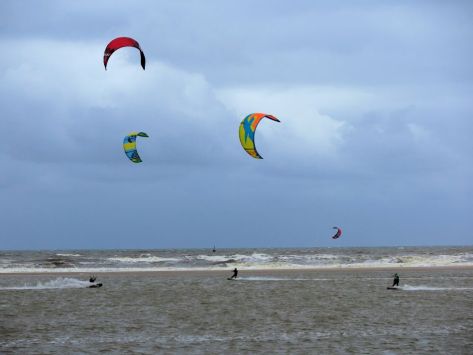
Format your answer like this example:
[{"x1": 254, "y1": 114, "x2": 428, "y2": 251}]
[{"x1": 1, "y1": 268, "x2": 472, "y2": 353}]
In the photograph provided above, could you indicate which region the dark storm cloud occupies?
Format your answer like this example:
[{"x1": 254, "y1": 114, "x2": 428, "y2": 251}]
[
  {"x1": 0, "y1": 1, "x2": 472, "y2": 249},
  {"x1": 3, "y1": 1, "x2": 472, "y2": 86}
]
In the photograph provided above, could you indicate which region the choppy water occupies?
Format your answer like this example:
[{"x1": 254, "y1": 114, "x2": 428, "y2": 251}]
[
  {"x1": 1, "y1": 262, "x2": 473, "y2": 353},
  {"x1": 1, "y1": 246, "x2": 473, "y2": 273}
]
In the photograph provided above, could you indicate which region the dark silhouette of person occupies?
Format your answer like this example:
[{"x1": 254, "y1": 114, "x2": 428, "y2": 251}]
[
  {"x1": 230, "y1": 268, "x2": 238, "y2": 279},
  {"x1": 87, "y1": 275, "x2": 103, "y2": 288},
  {"x1": 392, "y1": 273, "x2": 399, "y2": 287}
]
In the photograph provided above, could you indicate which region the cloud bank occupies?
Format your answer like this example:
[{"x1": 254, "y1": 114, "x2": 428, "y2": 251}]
[{"x1": 0, "y1": 1, "x2": 471, "y2": 248}]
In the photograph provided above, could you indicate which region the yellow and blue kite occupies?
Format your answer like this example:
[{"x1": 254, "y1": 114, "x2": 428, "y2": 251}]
[
  {"x1": 239, "y1": 113, "x2": 280, "y2": 159},
  {"x1": 123, "y1": 132, "x2": 149, "y2": 163}
]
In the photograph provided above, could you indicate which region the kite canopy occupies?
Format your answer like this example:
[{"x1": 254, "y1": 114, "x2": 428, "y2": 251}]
[
  {"x1": 104, "y1": 37, "x2": 146, "y2": 70},
  {"x1": 332, "y1": 227, "x2": 342, "y2": 239},
  {"x1": 239, "y1": 113, "x2": 280, "y2": 159},
  {"x1": 123, "y1": 132, "x2": 149, "y2": 163}
]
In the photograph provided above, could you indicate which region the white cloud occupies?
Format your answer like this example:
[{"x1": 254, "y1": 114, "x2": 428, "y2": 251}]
[
  {"x1": 216, "y1": 86, "x2": 360, "y2": 161},
  {"x1": 0, "y1": 39, "x2": 234, "y2": 170}
]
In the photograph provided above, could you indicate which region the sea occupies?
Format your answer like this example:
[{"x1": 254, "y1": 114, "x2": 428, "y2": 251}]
[{"x1": 1, "y1": 246, "x2": 472, "y2": 353}]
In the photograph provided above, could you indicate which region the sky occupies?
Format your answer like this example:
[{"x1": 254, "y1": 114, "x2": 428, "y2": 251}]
[{"x1": 0, "y1": 0, "x2": 472, "y2": 249}]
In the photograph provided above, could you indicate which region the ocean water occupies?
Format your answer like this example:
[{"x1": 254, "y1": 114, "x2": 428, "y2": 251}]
[
  {"x1": 1, "y1": 248, "x2": 473, "y2": 353},
  {"x1": 1, "y1": 246, "x2": 473, "y2": 273}
]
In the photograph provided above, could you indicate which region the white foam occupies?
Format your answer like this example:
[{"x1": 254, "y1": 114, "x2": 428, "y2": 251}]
[
  {"x1": 107, "y1": 256, "x2": 181, "y2": 263},
  {"x1": 225, "y1": 253, "x2": 274, "y2": 263},
  {"x1": 195, "y1": 255, "x2": 233, "y2": 262},
  {"x1": 56, "y1": 253, "x2": 82, "y2": 257},
  {"x1": 2, "y1": 250, "x2": 473, "y2": 273},
  {"x1": 402, "y1": 284, "x2": 473, "y2": 291},
  {"x1": 187, "y1": 253, "x2": 274, "y2": 264},
  {"x1": 278, "y1": 254, "x2": 339, "y2": 261},
  {"x1": 0, "y1": 277, "x2": 92, "y2": 290}
]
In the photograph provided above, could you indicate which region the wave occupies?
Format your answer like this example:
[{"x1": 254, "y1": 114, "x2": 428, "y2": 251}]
[
  {"x1": 56, "y1": 253, "x2": 82, "y2": 257},
  {"x1": 196, "y1": 253, "x2": 273, "y2": 263},
  {"x1": 106, "y1": 256, "x2": 181, "y2": 263},
  {"x1": 1, "y1": 249, "x2": 473, "y2": 274},
  {"x1": 0, "y1": 277, "x2": 92, "y2": 290}
]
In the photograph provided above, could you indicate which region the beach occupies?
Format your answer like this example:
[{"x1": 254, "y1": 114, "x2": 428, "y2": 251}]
[{"x1": 1, "y1": 255, "x2": 473, "y2": 353}]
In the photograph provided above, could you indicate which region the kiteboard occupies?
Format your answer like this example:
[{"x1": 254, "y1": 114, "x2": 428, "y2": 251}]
[
  {"x1": 227, "y1": 278, "x2": 237, "y2": 281},
  {"x1": 89, "y1": 283, "x2": 103, "y2": 288},
  {"x1": 387, "y1": 287, "x2": 399, "y2": 290}
]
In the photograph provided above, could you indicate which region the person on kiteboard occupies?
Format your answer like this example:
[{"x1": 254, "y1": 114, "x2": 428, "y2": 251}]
[
  {"x1": 230, "y1": 268, "x2": 238, "y2": 279},
  {"x1": 88, "y1": 275, "x2": 103, "y2": 288},
  {"x1": 392, "y1": 273, "x2": 400, "y2": 287}
]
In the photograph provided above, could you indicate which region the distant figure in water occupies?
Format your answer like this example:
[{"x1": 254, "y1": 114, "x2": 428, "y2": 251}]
[
  {"x1": 212, "y1": 245, "x2": 216, "y2": 253},
  {"x1": 230, "y1": 268, "x2": 238, "y2": 279},
  {"x1": 392, "y1": 273, "x2": 400, "y2": 287},
  {"x1": 89, "y1": 275, "x2": 97, "y2": 283}
]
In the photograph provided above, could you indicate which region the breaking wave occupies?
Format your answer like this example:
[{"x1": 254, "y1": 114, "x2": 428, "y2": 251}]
[{"x1": 1, "y1": 248, "x2": 473, "y2": 274}]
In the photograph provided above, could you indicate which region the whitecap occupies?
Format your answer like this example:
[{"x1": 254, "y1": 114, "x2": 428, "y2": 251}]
[
  {"x1": 107, "y1": 256, "x2": 181, "y2": 263},
  {"x1": 56, "y1": 253, "x2": 82, "y2": 257}
]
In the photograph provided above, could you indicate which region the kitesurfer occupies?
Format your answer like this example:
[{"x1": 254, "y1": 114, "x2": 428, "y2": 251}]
[
  {"x1": 88, "y1": 275, "x2": 103, "y2": 288},
  {"x1": 230, "y1": 268, "x2": 238, "y2": 279},
  {"x1": 392, "y1": 273, "x2": 400, "y2": 287}
]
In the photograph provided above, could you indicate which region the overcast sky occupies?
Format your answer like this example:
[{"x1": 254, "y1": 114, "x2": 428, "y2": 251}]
[{"x1": 1, "y1": 0, "x2": 472, "y2": 249}]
